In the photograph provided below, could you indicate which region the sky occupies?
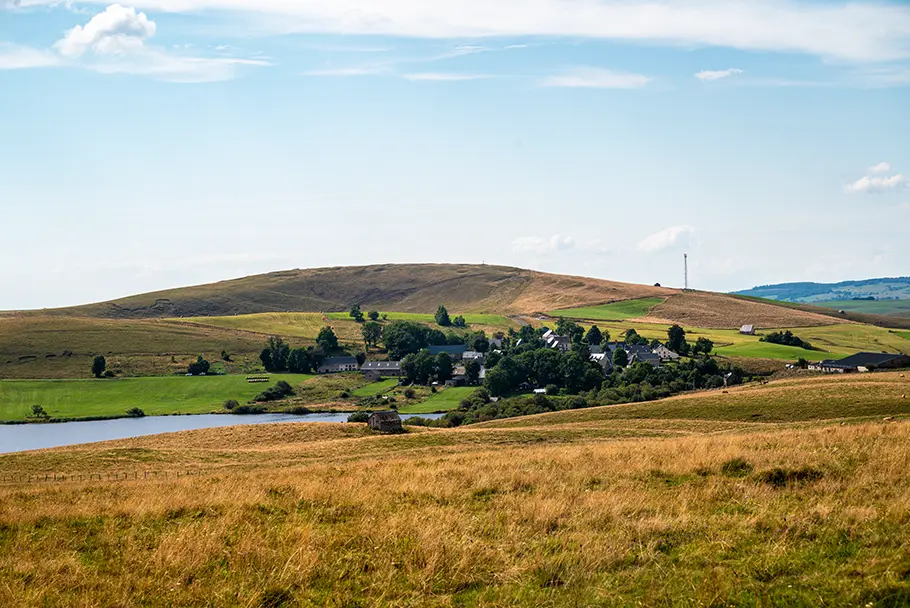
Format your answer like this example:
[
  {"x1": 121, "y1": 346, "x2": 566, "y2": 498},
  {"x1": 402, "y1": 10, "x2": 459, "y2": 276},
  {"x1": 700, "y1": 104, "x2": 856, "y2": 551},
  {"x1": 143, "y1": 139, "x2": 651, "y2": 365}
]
[{"x1": 1, "y1": 0, "x2": 909, "y2": 310}]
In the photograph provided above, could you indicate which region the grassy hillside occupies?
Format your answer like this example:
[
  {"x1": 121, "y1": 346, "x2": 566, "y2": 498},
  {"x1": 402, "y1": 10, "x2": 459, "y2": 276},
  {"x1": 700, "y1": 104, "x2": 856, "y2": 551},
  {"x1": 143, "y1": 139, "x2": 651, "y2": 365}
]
[
  {"x1": 1, "y1": 373, "x2": 909, "y2": 606},
  {"x1": 31, "y1": 264, "x2": 673, "y2": 319},
  {"x1": 815, "y1": 299, "x2": 910, "y2": 318},
  {"x1": 550, "y1": 297, "x2": 666, "y2": 321}
]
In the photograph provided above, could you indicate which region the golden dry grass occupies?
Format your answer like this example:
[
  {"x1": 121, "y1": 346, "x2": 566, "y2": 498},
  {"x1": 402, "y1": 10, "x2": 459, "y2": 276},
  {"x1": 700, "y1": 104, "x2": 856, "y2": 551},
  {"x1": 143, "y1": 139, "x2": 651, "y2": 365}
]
[
  {"x1": 506, "y1": 271, "x2": 674, "y2": 314},
  {"x1": 644, "y1": 291, "x2": 840, "y2": 329}
]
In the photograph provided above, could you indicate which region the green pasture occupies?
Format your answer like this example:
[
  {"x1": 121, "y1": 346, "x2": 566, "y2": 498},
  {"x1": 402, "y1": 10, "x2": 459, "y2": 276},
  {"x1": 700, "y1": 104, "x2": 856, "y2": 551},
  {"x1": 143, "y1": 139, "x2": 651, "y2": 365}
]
[
  {"x1": 0, "y1": 374, "x2": 312, "y2": 421},
  {"x1": 326, "y1": 311, "x2": 515, "y2": 328},
  {"x1": 352, "y1": 378, "x2": 399, "y2": 397},
  {"x1": 398, "y1": 386, "x2": 475, "y2": 414},
  {"x1": 815, "y1": 299, "x2": 910, "y2": 317},
  {"x1": 549, "y1": 297, "x2": 665, "y2": 321}
]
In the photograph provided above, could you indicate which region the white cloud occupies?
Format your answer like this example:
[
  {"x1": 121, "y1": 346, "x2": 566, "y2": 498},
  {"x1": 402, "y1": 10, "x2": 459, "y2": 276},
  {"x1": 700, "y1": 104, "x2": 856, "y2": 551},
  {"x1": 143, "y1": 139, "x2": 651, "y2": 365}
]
[
  {"x1": 511, "y1": 235, "x2": 575, "y2": 254},
  {"x1": 541, "y1": 67, "x2": 650, "y2": 89},
  {"x1": 302, "y1": 66, "x2": 389, "y2": 77},
  {"x1": 54, "y1": 4, "x2": 156, "y2": 58},
  {"x1": 0, "y1": 4, "x2": 270, "y2": 81},
  {"x1": 637, "y1": 226, "x2": 695, "y2": 253},
  {"x1": 16, "y1": 0, "x2": 910, "y2": 62},
  {"x1": 845, "y1": 174, "x2": 906, "y2": 194},
  {"x1": 695, "y1": 68, "x2": 743, "y2": 81},
  {"x1": 401, "y1": 72, "x2": 490, "y2": 81},
  {"x1": 0, "y1": 44, "x2": 59, "y2": 69},
  {"x1": 869, "y1": 162, "x2": 892, "y2": 174}
]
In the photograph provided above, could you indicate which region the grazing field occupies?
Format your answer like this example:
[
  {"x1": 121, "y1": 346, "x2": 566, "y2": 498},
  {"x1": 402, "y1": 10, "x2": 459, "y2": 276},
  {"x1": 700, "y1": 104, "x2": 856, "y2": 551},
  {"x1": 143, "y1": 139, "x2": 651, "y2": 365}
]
[
  {"x1": 1, "y1": 373, "x2": 910, "y2": 606},
  {"x1": 0, "y1": 375, "x2": 312, "y2": 421},
  {"x1": 550, "y1": 297, "x2": 666, "y2": 321},
  {"x1": 351, "y1": 378, "x2": 398, "y2": 397},
  {"x1": 397, "y1": 386, "x2": 476, "y2": 414},
  {"x1": 325, "y1": 311, "x2": 518, "y2": 335},
  {"x1": 815, "y1": 299, "x2": 910, "y2": 317},
  {"x1": 177, "y1": 313, "x2": 365, "y2": 343}
]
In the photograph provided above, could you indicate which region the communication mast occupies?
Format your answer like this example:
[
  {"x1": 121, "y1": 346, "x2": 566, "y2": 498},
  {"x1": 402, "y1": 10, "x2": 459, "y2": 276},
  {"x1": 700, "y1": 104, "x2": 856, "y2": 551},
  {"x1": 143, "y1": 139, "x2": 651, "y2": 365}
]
[{"x1": 684, "y1": 253, "x2": 689, "y2": 291}]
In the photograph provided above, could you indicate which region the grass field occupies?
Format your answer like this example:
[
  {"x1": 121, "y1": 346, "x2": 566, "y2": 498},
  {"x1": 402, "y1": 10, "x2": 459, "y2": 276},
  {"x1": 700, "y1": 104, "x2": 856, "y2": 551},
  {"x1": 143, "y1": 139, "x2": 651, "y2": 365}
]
[
  {"x1": 550, "y1": 297, "x2": 665, "y2": 321},
  {"x1": 1, "y1": 373, "x2": 909, "y2": 606},
  {"x1": 351, "y1": 378, "x2": 398, "y2": 397},
  {"x1": 398, "y1": 386, "x2": 476, "y2": 413},
  {"x1": 0, "y1": 375, "x2": 312, "y2": 421},
  {"x1": 815, "y1": 299, "x2": 910, "y2": 317}
]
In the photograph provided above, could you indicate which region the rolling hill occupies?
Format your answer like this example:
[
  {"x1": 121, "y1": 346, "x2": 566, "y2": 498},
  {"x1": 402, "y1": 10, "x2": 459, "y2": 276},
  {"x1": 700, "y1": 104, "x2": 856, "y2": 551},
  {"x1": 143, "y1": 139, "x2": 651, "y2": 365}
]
[{"x1": 734, "y1": 277, "x2": 910, "y2": 318}]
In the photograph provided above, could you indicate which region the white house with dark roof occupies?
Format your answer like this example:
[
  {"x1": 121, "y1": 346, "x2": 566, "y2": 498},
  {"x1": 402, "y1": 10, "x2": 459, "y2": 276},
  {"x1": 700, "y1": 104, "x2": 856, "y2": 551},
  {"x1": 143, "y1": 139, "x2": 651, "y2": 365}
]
[
  {"x1": 740, "y1": 325, "x2": 756, "y2": 335},
  {"x1": 317, "y1": 356, "x2": 360, "y2": 374}
]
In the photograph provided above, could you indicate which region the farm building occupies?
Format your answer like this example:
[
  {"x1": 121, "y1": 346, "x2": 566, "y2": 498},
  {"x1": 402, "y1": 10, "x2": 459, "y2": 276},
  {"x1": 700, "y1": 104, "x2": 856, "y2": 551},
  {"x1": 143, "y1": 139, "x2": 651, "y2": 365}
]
[
  {"x1": 631, "y1": 352, "x2": 662, "y2": 367},
  {"x1": 368, "y1": 411, "x2": 403, "y2": 433},
  {"x1": 831, "y1": 352, "x2": 910, "y2": 373},
  {"x1": 740, "y1": 325, "x2": 756, "y2": 335},
  {"x1": 462, "y1": 351, "x2": 485, "y2": 363},
  {"x1": 653, "y1": 345, "x2": 680, "y2": 361},
  {"x1": 590, "y1": 353, "x2": 614, "y2": 372},
  {"x1": 317, "y1": 356, "x2": 360, "y2": 374},
  {"x1": 427, "y1": 345, "x2": 468, "y2": 360},
  {"x1": 360, "y1": 361, "x2": 402, "y2": 380}
]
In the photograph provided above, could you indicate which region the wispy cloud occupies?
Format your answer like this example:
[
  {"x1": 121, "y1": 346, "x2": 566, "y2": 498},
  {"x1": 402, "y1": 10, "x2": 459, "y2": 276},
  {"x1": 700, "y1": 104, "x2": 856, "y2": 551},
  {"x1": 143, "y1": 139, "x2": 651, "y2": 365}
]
[
  {"x1": 511, "y1": 235, "x2": 575, "y2": 254},
  {"x1": 15, "y1": 0, "x2": 910, "y2": 62},
  {"x1": 870, "y1": 162, "x2": 892, "y2": 174},
  {"x1": 401, "y1": 72, "x2": 490, "y2": 82},
  {"x1": 541, "y1": 66, "x2": 650, "y2": 89},
  {"x1": 1, "y1": 4, "x2": 269, "y2": 82},
  {"x1": 845, "y1": 174, "x2": 906, "y2": 194},
  {"x1": 637, "y1": 226, "x2": 694, "y2": 253},
  {"x1": 302, "y1": 65, "x2": 389, "y2": 77},
  {"x1": 695, "y1": 68, "x2": 743, "y2": 81}
]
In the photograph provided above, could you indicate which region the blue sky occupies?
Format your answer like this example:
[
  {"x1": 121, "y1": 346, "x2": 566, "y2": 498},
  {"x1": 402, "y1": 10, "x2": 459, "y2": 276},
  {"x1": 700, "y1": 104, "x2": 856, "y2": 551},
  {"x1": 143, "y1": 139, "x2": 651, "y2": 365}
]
[{"x1": 2, "y1": 1, "x2": 909, "y2": 310}]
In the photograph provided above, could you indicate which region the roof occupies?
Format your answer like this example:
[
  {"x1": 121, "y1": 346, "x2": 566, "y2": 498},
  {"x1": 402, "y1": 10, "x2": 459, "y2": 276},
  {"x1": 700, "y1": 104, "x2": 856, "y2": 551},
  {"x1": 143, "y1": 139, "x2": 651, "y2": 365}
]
[
  {"x1": 627, "y1": 344, "x2": 653, "y2": 355},
  {"x1": 427, "y1": 345, "x2": 468, "y2": 356},
  {"x1": 833, "y1": 352, "x2": 909, "y2": 368},
  {"x1": 320, "y1": 356, "x2": 359, "y2": 366},
  {"x1": 632, "y1": 353, "x2": 661, "y2": 366},
  {"x1": 463, "y1": 351, "x2": 484, "y2": 359},
  {"x1": 369, "y1": 411, "x2": 401, "y2": 422},
  {"x1": 361, "y1": 361, "x2": 401, "y2": 370},
  {"x1": 740, "y1": 325, "x2": 755, "y2": 333}
]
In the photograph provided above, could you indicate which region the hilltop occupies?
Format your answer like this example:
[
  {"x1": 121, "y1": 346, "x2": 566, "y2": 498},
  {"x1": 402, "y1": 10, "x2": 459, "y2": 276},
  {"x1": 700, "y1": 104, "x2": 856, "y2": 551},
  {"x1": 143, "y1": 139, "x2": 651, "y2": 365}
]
[{"x1": 734, "y1": 277, "x2": 910, "y2": 318}]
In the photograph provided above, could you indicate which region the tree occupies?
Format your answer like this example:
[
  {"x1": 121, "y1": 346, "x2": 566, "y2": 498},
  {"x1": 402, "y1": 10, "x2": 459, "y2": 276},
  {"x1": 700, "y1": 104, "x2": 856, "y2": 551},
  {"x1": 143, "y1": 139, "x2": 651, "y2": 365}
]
[
  {"x1": 401, "y1": 350, "x2": 437, "y2": 385},
  {"x1": 362, "y1": 322, "x2": 382, "y2": 349},
  {"x1": 126, "y1": 407, "x2": 146, "y2": 418},
  {"x1": 30, "y1": 405, "x2": 49, "y2": 420},
  {"x1": 91, "y1": 356, "x2": 106, "y2": 379},
  {"x1": 452, "y1": 315, "x2": 467, "y2": 328},
  {"x1": 612, "y1": 347, "x2": 629, "y2": 367},
  {"x1": 368, "y1": 310, "x2": 380, "y2": 321},
  {"x1": 435, "y1": 305, "x2": 451, "y2": 327},
  {"x1": 188, "y1": 355, "x2": 211, "y2": 376},
  {"x1": 465, "y1": 359, "x2": 482, "y2": 385},
  {"x1": 667, "y1": 325, "x2": 688, "y2": 353},
  {"x1": 585, "y1": 325, "x2": 603, "y2": 346},
  {"x1": 316, "y1": 327, "x2": 339, "y2": 352},
  {"x1": 436, "y1": 353, "x2": 454, "y2": 382},
  {"x1": 349, "y1": 303, "x2": 365, "y2": 323},
  {"x1": 624, "y1": 328, "x2": 649, "y2": 346},
  {"x1": 382, "y1": 321, "x2": 432, "y2": 359},
  {"x1": 694, "y1": 337, "x2": 714, "y2": 356},
  {"x1": 287, "y1": 348, "x2": 312, "y2": 374},
  {"x1": 261, "y1": 336, "x2": 290, "y2": 372},
  {"x1": 796, "y1": 357, "x2": 809, "y2": 369}
]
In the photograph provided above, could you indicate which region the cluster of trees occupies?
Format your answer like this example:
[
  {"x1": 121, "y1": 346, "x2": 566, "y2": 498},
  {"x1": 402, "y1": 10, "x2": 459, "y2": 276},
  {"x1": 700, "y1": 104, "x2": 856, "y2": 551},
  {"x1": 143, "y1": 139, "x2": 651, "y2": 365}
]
[
  {"x1": 187, "y1": 355, "x2": 211, "y2": 376},
  {"x1": 349, "y1": 304, "x2": 383, "y2": 323},
  {"x1": 381, "y1": 321, "x2": 490, "y2": 360},
  {"x1": 762, "y1": 330, "x2": 812, "y2": 350},
  {"x1": 484, "y1": 349, "x2": 604, "y2": 397},
  {"x1": 259, "y1": 334, "x2": 352, "y2": 374},
  {"x1": 398, "y1": 351, "x2": 484, "y2": 385},
  {"x1": 254, "y1": 380, "x2": 295, "y2": 402},
  {"x1": 435, "y1": 356, "x2": 746, "y2": 427},
  {"x1": 434, "y1": 305, "x2": 467, "y2": 328}
]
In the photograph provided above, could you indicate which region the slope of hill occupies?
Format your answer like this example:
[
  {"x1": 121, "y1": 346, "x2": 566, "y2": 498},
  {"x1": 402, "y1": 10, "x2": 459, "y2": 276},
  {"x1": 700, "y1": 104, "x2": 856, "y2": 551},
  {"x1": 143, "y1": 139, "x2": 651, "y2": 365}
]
[
  {"x1": 28, "y1": 264, "x2": 675, "y2": 319},
  {"x1": 734, "y1": 277, "x2": 910, "y2": 304}
]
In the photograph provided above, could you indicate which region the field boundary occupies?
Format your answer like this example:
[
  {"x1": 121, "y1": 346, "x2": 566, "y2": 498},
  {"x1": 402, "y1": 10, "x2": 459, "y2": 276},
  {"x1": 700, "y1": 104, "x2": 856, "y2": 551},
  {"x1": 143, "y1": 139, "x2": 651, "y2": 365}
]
[{"x1": 0, "y1": 469, "x2": 206, "y2": 486}]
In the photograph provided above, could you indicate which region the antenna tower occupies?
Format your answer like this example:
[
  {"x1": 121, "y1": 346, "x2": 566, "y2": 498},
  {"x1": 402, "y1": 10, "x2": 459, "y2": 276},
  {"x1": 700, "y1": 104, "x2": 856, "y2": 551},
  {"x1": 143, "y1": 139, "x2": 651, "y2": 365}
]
[{"x1": 684, "y1": 253, "x2": 689, "y2": 291}]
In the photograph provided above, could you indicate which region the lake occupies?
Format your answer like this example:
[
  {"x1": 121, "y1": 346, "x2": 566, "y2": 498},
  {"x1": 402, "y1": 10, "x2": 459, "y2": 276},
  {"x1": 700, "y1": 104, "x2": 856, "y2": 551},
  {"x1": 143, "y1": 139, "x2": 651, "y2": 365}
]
[{"x1": 0, "y1": 412, "x2": 445, "y2": 454}]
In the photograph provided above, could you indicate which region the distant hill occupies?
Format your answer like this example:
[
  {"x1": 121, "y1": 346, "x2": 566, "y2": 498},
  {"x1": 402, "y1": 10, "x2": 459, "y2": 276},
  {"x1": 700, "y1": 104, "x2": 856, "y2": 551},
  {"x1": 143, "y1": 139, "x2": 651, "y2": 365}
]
[
  {"x1": 734, "y1": 277, "x2": 910, "y2": 304},
  {"x1": 24, "y1": 264, "x2": 674, "y2": 319}
]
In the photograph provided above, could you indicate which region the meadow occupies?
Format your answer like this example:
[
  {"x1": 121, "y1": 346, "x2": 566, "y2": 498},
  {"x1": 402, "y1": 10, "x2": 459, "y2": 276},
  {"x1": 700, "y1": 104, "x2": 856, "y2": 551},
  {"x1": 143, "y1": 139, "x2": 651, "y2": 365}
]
[
  {"x1": 350, "y1": 378, "x2": 399, "y2": 397},
  {"x1": 550, "y1": 297, "x2": 666, "y2": 321},
  {"x1": 815, "y1": 299, "x2": 910, "y2": 317},
  {"x1": 398, "y1": 386, "x2": 476, "y2": 414},
  {"x1": 0, "y1": 372, "x2": 909, "y2": 606},
  {"x1": 0, "y1": 375, "x2": 312, "y2": 421}
]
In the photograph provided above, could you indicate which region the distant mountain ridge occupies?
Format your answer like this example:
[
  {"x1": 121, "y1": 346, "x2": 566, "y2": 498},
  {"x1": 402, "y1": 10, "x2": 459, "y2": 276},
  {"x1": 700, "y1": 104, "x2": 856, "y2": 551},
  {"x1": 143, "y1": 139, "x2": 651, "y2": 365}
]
[{"x1": 733, "y1": 277, "x2": 910, "y2": 303}]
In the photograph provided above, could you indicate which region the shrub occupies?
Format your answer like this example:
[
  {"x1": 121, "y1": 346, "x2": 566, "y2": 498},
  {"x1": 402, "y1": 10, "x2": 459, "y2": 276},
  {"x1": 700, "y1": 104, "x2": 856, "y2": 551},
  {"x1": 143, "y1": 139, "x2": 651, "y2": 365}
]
[
  {"x1": 233, "y1": 405, "x2": 267, "y2": 415},
  {"x1": 223, "y1": 399, "x2": 239, "y2": 410},
  {"x1": 255, "y1": 381, "x2": 296, "y2": 402},
  {"x1": 404, "y1": 388, "x2": 416, "y2": 399},
  {"x1": 126, "y1": 407, "x2": 146, "y2": 418},
  {"x1": 721, "y1": 457, "x2": 753, "y2": 478},
  {"x1": 403, "y1": 416, "x2": 431, "y2": 427},
  {"x1": 288, "y1": 406, "x2": 312, "y2": 416},
  {"x1": 758, "y1": 467, "x2": 824, "y2": 488},
  {"x1": 103, "y1": 370, "x2": 116, "y2": 378},
  {"x1": 339, "y1": 391, "x2": 351, "y2": 399},
  {"x1": 347, "y1": 411, "x2": 370, "y2": 423},
  {"x1": 430, "y1": 386, "x2": 437, "y2": 393},
  {"x1": 29, "y1": 405, "x2": 49, "y2": 420}
]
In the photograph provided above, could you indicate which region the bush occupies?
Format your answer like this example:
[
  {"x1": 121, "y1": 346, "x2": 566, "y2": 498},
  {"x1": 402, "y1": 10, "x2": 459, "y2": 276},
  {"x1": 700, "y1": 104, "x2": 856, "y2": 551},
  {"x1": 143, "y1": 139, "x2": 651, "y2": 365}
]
[
  {"x1": 430, "y1": 386, "x2": 437, "y2": 393},
  {"x1": 757, "y1": 467, "x2": 824, "y2": 488},
  {"x1": 223, "y1": 399, "x2": 239, "y2": 410},
  {"x1": 347, "y1": 411, "x2": 370, "y2": 423},
  {"x1": 126, "y1": 407, "x2": 146, "y2": 418},
  {"x1": 103, "y1": 370, "x2": 116, "y2": 378},
  {"x1": 233, "y1": 405, "x2": 267, "y2": 415},
  {"x1": 288, "y1": 406, "x2": 312, "y2": 415},
  {"x1": 255, "y1": 381, "x2": 296, "y2": 402},
  {"x1": 29, "y1": 405, "x2": 49, "y2": 420},
  {"x1": 404, "y1": 416, "x2": 432, "y2": 427},
  {"x1": 339, "y1": 391, "x2": 351, "y2": 399},
  {"x1": 404, "y1": 388, "x2": 416, "y2": 399}
]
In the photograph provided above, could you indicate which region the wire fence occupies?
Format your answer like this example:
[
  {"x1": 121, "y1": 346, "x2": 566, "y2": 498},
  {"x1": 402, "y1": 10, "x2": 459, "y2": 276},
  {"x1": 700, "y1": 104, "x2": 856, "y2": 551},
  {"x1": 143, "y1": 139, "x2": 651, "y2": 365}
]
[{"x1": 0, "y1": 470, "x2": 205, "y2": 485}]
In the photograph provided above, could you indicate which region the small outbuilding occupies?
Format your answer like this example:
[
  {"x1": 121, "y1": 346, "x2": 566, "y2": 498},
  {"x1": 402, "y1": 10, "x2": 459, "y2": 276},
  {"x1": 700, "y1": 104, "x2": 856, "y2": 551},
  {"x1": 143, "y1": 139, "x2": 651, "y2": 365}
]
[
  {"x1": 740, "y1": 325, "x2": 756, "y2": 336},
  {"x1": 368, "y1": 411, "x2": 403, "y2": 433}
]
